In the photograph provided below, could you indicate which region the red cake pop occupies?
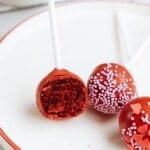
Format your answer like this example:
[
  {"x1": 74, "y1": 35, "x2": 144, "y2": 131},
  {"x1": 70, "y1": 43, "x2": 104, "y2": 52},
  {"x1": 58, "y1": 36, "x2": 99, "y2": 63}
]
[
  {"x1": 119, "y1": 97, "x2": 150, "y2": 150},
  {"x1": 87, "y1": 63, "x2": 136, "y2": 114},
  {"x1": 36, "y1": 68, "x2": 87, "y2": 120},
  {"x1": 36, "y1": 0, "x2": 87, "y2": 120}
]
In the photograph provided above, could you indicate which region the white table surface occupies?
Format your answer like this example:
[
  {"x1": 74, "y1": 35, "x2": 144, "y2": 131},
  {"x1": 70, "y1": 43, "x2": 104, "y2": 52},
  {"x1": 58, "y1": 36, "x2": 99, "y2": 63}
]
[{"x1": 0, "y1": 6, "x2": 47, "y2": 39}]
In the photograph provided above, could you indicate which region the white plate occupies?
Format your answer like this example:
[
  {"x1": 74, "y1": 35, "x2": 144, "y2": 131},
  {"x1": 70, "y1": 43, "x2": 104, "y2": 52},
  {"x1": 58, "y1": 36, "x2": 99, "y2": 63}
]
[{"x1": 1, "y1": 1, "x2": 150, "y2": 149}]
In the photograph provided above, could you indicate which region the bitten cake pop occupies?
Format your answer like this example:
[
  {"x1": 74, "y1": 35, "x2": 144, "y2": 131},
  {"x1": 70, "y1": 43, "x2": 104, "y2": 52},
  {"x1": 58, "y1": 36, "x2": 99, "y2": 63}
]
[
  {"x1": 87, "y1": 63, "x2": 136, "y2": 114},
  {"x1": 119, "y1": 97, "x2": 150, "y2": 150},
  {"x1": 36, "y1": 0, "x2": 87, "y2": 120},
  {"x1": 36, "y1": 69, "x2": 87, "y2": 120}
]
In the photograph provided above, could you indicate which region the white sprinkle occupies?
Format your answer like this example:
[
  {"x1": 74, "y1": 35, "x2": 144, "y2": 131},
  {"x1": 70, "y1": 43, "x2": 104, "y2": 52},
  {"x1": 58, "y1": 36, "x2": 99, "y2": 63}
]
[
  {"x1": 122, "y1": 129, "x2": 126, "y2": 132},
  {"x1": 141, "y1": 110, "x2": 145, "y2": 114},
  {"x1": 129, "y1": 133, "x2": 132, "y2": 136},
  {"x1": 147, "y1": 102, "x2": 150, "y2": 106},
  {"x1": 90, "y1": 76, "x2": 94, "y2": 79},
  {"x1": 132, "y1": 122, "x2": 136, "y2": 126},
  {"x1": 141, "y1": 114, "x2": 150, "y2": 124},
  {"x1": 128, "y1": 127, "x2": 131, "y2": 131},
  {"x1": 95, "y1": 90, "x2": 98, "y2": 93},
  {"x1": 100, "y1": 79, "x2": 103, "y2": 82},
  {"x1": 126, "y1": 79, "x2": 129, "y2": 82},
  {"x1": 94, "y1": 76, "x2": 97, "y2": 79},
  {"x1": 115, "y1": 65, "x2": 118, "y2": 68},
  {"x1": 130, "y1": 126, "x2": 134, "y2": 130},
  {"x1": 121, "y1": 75, "x2": 125, "y2": 78}
]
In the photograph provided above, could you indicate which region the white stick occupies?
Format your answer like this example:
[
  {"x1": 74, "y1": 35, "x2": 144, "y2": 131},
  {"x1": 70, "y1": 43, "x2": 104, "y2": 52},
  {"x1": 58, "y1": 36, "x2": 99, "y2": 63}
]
[
  {"x1": 126, "y1": 37, "x2": 150, "y2": 69},
  {"x1": 115, "y1": 13, "x2": 149, "y2": 96},
  {"x1": 48, "y1": 0, "x2": 62, "y2": 69},
  {"x1": 114, "y1": 12, "x2": 128, "y2": 65},
  {"x1": 116, "y1": 13, "x2": 150, "y2": 69},
  {"x1": 126, "y1": 37, "x2": 150, "y2": 96}
]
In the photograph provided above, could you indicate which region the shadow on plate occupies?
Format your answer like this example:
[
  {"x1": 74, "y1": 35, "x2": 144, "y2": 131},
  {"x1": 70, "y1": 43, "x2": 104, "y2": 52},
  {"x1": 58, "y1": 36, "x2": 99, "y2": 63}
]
[
  {"x1": 85, "y1": 106, "x2": 117, "y2": 123},
  {"x1": 108, "y1": 129, "x2": 127, "y2": 149},
  {"x1": 25, "y1": 103, "x2": 47, "y2": 121}
]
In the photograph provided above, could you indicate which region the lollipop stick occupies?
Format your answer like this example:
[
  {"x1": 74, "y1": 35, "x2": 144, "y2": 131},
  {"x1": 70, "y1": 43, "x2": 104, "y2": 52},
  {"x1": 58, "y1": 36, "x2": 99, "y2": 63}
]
[
  {"x1": 48, "y1": 0, "x2": 62, "y2": 69},
  {"x1": 126, "y1": 37, "x2": 150, "y2": 96},
  {"x1": 126, "y1": 37, "x2": 150, "y2": 69},
  {"x1": 114, "y1": 12, "x2": 128, "y2": 65},
  {"x1": 115, "y1": 13, "x2": 150, "y2": 96},
  {"x1": 116, "y1": 13, "x2": 150, "y2": 69}
]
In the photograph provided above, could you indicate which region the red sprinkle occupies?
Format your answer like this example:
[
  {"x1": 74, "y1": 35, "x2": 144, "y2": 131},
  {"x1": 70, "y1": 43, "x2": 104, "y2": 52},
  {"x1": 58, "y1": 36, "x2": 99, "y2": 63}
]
[
  {"x1": 87, "y1": 63, "x2": 136, "y2": 114},
  {"x1": 36, "y1": 68, "x2": 87, "y2": 120}
]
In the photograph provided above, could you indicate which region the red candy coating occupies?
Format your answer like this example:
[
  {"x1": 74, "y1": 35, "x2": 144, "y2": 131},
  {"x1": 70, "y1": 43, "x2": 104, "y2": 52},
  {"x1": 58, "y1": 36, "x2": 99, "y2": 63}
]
[
  {"x1": 87, "y1": 63, "x2": 136, "y2": 114},
  {"x1": 36, "y1": 68, "x2": 87, "y2": 120},
  {"x1": 119, "y1": 97, "x2": 150, "y2": 150}
]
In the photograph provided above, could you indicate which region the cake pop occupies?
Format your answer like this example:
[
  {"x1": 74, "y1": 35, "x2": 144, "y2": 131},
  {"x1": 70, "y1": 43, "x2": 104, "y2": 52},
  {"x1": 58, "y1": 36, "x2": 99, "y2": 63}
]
[
  {"x1": 87, "y1": 63, "x2": 136, "y2": 114},
  {"x1": 119, "y1": 97, "x2": 150, "y2": 150},
  {"x1": 36, "y1": 0, "x2": 87, "y2": 120},
  {"x1": 87, "y1": 13, "x2": 150, "y2": 115},
  {"x1": 36, "y1": 68, "x2": 87, "y2": 120},
  {"x1": 87, "y1": 13, "x2": 137, "y2": 115}
]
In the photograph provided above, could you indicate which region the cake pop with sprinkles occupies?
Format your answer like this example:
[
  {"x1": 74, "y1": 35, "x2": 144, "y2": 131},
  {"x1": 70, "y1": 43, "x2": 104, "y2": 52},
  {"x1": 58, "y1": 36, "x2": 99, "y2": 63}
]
[
  {"x1": 87, "y1": 63, "x2": 136, "y2": 114},
  {"x1": 86, "y1": 13, "x2": 142, "y2": 115},
  {"x1": 119, "y1": 97, "x2": 150, "y2": 150}
]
